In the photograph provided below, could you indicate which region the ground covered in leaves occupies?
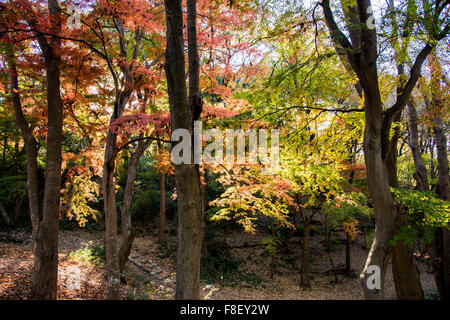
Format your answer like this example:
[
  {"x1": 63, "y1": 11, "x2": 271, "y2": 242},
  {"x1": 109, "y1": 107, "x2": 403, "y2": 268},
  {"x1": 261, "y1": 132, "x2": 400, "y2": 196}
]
[{"x1": 0, "y1": 228, "x2": 437, "y2": 300}]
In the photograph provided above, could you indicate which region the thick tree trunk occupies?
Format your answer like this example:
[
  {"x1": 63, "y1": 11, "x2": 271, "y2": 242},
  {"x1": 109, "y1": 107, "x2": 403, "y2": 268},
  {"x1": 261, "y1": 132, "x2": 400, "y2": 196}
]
[
  {"x1": 392, "y1": 212, "x2": 424, "y2": 299},
  {"x1": 31, "y1": 52, "x2": 63, "y2": 300},
  {"x1": 407, "y1": 101, "x2": 429, "y2": 191},
  {"x1": 301, "y1": 220, "x2": 311, "y2": 287},
  {"x1": 23, "y1": 0, "x2": 64, "y2": 299},
  {"x1": 173, "y1": 164, "x2": 203, "y2": 299},
  {"x1": 165, "y1": 0, "x2": 204, "y2": 300},
  {"x1": 359, "y1": 73, "x2": 397, "y2": 300},
  {"x1": 103, "y1": 128, "x2": 120, "y2": 300},
  {"x1": 359, "y1": 74, "x2": 405, "y2": 299}
]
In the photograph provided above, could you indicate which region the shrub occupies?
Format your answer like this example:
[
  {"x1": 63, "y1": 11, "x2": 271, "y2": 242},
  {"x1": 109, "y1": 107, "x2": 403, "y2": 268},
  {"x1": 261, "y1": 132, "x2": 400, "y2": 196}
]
[{"x1": 68, "y1": 241, "x2": 105, "y2": 266}]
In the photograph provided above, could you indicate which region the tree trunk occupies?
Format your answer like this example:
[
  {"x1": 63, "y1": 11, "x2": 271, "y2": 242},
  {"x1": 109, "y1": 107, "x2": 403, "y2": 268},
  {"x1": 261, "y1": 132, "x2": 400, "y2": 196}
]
[
  {"x1": 24, "y1": 0, "x2": 64, "y2": 299},
  {"x1": 118, "y1": 139, "x2": 152, "y2": 273},
  {"x1": 165, "y1": 0, "x2": 204, "y2": 300},
  {"x1": 440, "y1": 230, "x2": 450, "y2": 300},
  {"x1": 345, "y1": 232, "x2": 351, "y2": 276},
  {"x1": 392, "y1": 212, "x2": 424, "y2": 299},
  {"x1": 300, "y1": 206, "x2": 311, "y2": 288},
  {"x1": 385, "y1": 111, "x2": 402, "y2": 188},
  {"x1": 30, "y1": 58, "x2": 62, "y2": 298},
  {"x1": 359, "y1": 77, "x2": 396, "y2": 300},
  {"x1": 434, "y1": 116, "x2": 449, "y2": 201},
  {"x1": 385, "y1": 110, "x2": 424, "y2": 300},
  {"x1": 159, "y1": 171, "x2": 166, "y2": 245},
  {"x1": 433, "y1": 114, "x2": 450, "y2": 300},
  {"x1": 118, "y1": 229, "x2": 135, "y2": 275},
  {"x1": 7, "y1": 49, "x2": 40, "y2": 238},
  {"x1": 102, "y1": 89, "x2": 132, "y2": 300},
  {"x1": 0, "y1": 200, "x2": 11, "y2": 226},
  {"x1": 103, "y1": 128, "x2": 120, "y2": 300},
  {"x1": 301, "y1": 217, "x2": 311, "y2": 287},
  {"x1": 407, "y1": 100, "x2": 429, "y2": 191},
  {"x1": 320, "y1": 0, "x2": 444, "y2": 299}
]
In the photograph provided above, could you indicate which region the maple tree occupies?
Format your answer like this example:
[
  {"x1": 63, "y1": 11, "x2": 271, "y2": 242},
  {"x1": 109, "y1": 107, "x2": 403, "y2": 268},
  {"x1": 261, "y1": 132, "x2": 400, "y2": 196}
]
[{"x1": 0, "y1": 0, "x2": 448, "y2": 302}]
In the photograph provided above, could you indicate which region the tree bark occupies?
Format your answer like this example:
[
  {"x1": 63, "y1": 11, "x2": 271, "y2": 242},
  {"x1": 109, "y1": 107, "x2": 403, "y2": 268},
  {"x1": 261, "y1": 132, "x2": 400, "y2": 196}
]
[
  {"x1": 297, "y1": 194, "x2": 311, "y2": 288},
  {"x1": 0, "y1": 200, "x2": 11, "y2": 226},
  {"x1": 159, "y1": 171, "x2": 166, "y2": 244},
  {"x1": 434, "y1": 116, "x2": 449, "y2": 201},
  {"x1": 118, "y1": 138, "x2": 152, "y2": 273},
  {"x1": 103, "y1": 87, "x2": 132, "y2": 299},
  {"x1": 165, "y1": 0, "x2": 204, "y2": 300},
  {"x1": 385, "y1": 111, "x2": 402, "y2": 188},
  {"x1": 345, "y1": 232, "x2": 351, "y2": 276},
  {"x1": 7, "y1": 45, "x2": 40, "y2": 239},
  {"x1": 301, "y1": 216, "x2": 311, "y2": 288},
  {"x1": 407, "y1": 100, "x2": 429, "y2": 191},
  {"x1": 433, "y1": 114, "x2": 450, "y2": 300},
  {"x1": 385, "y1": 83, "x2": 424, "y2": 301},
  {"x1": 103, "y1": 127, "x2": 121, "y2": 299},
  {"x1": 14, "y1": 0, "x2": 64, "y2": 299},
  {"x1": 361, "y1": 99, "x2": 396, "y2": 300},
  {"x1": 392, "y1": 211, "x2": 424, "y2": 299},
  {"x1": 100, "y1": 17, "x2": 143, "y2": 300}
]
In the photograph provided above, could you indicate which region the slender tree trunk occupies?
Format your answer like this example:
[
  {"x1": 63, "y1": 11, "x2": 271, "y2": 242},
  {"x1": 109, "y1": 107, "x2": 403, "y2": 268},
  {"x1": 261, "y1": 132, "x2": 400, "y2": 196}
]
[
  {"x1": 103, "y1": 88, "x2": 132, "y2": 300},
  {"x1": 159, "y1": 171, "x2": 166, "y2": 244},
  {"x1": 298, "y1": 199, "x2": 311, "y2": 288},
  {"x1": 118, "y1": 139, "x2": 152, "y2": 273},
  {"x1": 433, "y1": 114, "x2": 450, "y2": 300},
  {"x1": 407, "y1": 100, "x2": 429, "y2": 191},
  {"x1": 2, "y1": 136, "x2": 6, "y2": 168},
  {"x1": 7, "y1": 45, "x2": 40, "y2": 239},
  {"x1": 165, "y1": 0, "x2": 204, "y2": 300},
  {"x1": 434, "y1": 116, "x2": 449, "y2": 201},
  {"x1": 301, "y1": 214, "x2": 311, "y2": 288},
  {"x1": 385, "y1": 109, "x2": 424, "y2": 300},
  {"x1": 385, "y1": 111, "x2": 402, "y2": 188},
  {"x1": 0, "y1": 201, "x2": 11, "y2": 226},
  {"x1": 345, "y1": 232, "x2": 351, "y2": 276},
  {"x1": 408, "y1": 99, "x2": 442, "y2": 299}
]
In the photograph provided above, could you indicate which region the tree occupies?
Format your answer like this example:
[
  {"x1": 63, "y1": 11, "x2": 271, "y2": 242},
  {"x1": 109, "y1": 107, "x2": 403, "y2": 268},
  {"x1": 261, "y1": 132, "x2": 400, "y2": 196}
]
[
  {"x1": 164, "y1": 0, "x2": 204, "y2": 299},
  {"x1": 419, "y1": 51, "x2": 450, "y2": 299},
  {"x1": 320, "y1": 0, "x2": 449, "y2": 299},
  {"x1": 1, "y1": 0, "x2": 65, "y2": 299}
]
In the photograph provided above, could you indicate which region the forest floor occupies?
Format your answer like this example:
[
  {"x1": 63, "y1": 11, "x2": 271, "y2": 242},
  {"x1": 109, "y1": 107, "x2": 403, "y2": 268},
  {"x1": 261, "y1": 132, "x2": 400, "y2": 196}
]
[{"x1": 0, "y1": 227, "x2": 437, "y2": 300}]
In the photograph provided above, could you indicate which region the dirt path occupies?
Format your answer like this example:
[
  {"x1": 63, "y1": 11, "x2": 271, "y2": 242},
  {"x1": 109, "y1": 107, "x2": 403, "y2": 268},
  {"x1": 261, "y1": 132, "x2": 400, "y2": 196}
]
[{"x1": 0, "y1": 229, "x2": 437, "y2": 300}]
